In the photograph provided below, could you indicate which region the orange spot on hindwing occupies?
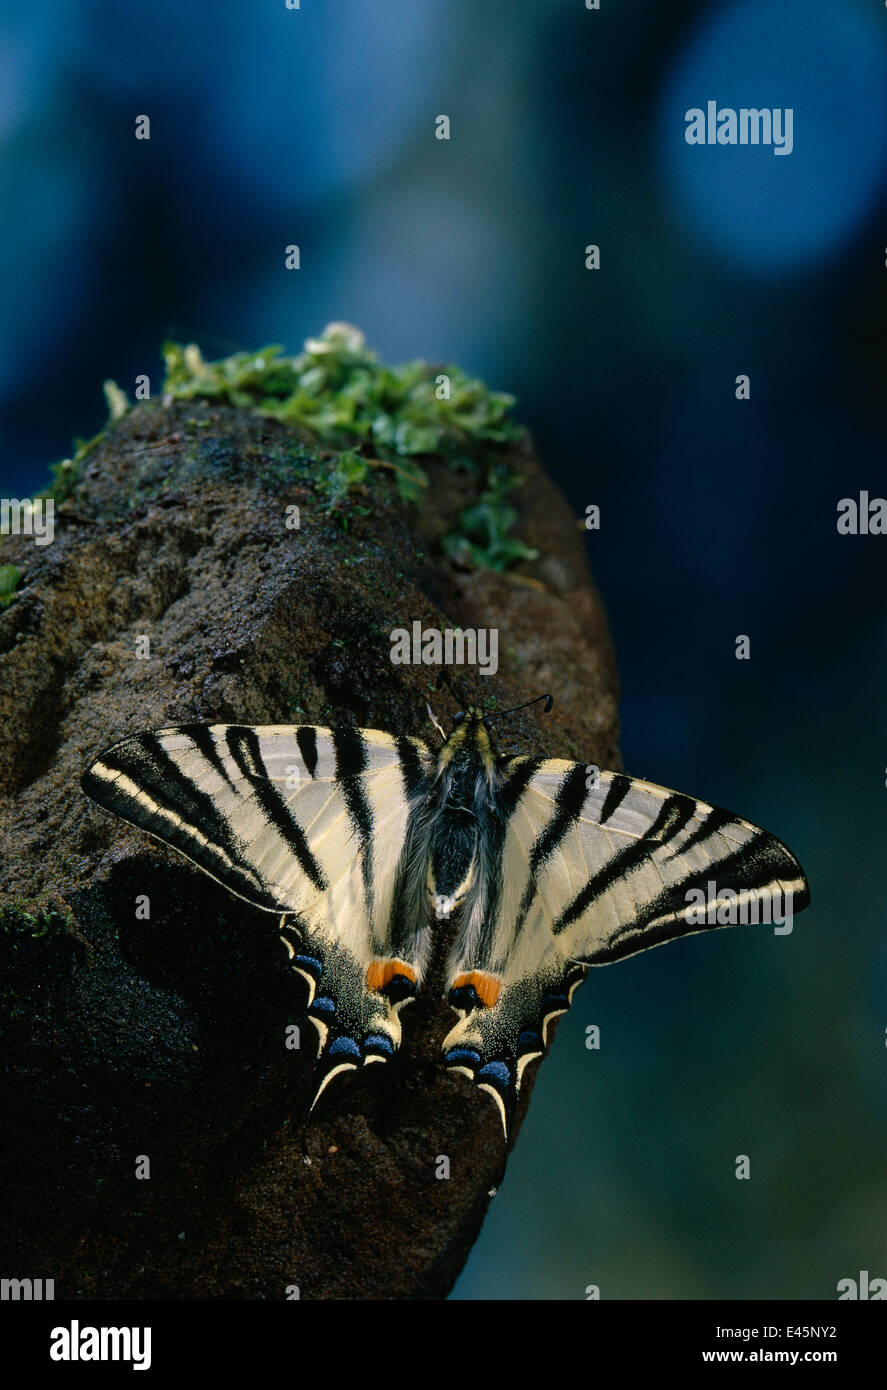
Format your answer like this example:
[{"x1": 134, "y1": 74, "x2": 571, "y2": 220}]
[
  {"x1": 451, "y1": 971, "x2": 501, "y2": 1008},
  {"x1": 366, "y1": 958, "x2": 417, "y2": 993}
]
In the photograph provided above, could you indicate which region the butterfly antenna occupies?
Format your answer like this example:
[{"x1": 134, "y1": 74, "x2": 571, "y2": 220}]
[{"x1": 496, "y1": 692, "x2": 554, "y2": 719}]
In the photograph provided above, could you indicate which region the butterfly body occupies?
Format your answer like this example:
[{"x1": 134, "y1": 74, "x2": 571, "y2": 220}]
[
  {"x1": 81, "y1": 704, "x2": 809, "y2": 1139},
  {"x1": 423, "y1": 710, "x2": 498, "y2": 920}
]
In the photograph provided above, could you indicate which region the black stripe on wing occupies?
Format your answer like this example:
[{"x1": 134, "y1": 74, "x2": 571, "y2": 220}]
[
  {"x1": 81, "y1": 728, "x2": 326, "y2": 909},
  {"x1": 395, "y1": 736, "x2": 431, "y2": 802},
  {"x1": 225, "y1": 726, "x2": 327, "y2": 892},
  {"x1": 183, "y1": 722, "x2": 238, "y2": 791},
  {"x1": 599, "y1": 772, "x2": 632, "y2": 825},
  {"x1": 81, "y1": 732, "x2": 280, "y2": 908},
  {"x1": 528, "y1": 763, "x2": 588, "y2": 872},
  {"x1": 296, "y1": 726, "x2": 319, "y2": 778},
  {"x1": 499, "y1": 756, "x2": 544, "y2": 813},
  {"x1": 552, "y1": 791, "x2": 698, "y2": 935},
  {"x1": 332, "y1": 725, "x2": 367, "y2": 781},
  {"x1": 332, "y1": 726, "x2": 374, "y2": 913},
  {"x1": 510, "y1": 763, "x2": 587, "y2": 937},
  {"x1": 677, "y1": 803, "x2": 738, "y2": 853},
  {"x1": 589, "y1": 830, "x2": 810, "y2": 962}
]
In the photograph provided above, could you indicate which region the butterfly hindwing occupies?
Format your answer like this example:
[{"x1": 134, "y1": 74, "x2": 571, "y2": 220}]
[
  {"x1": 82, "y1": 723, "x2": 435, "y2": 1100},
  {"x1": 443, "y1": 758, "x2": 810, "y2": 1135}
]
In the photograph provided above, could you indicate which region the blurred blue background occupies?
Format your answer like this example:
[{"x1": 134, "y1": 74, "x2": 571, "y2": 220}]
[{"x1": 3, "y1": 0, "x2": 886, "y2": 1298}]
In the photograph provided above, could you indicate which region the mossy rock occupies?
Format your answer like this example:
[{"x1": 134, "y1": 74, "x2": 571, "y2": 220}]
[{"x1": 0, "y1": 326, "x2": 618, "y2": 1299}]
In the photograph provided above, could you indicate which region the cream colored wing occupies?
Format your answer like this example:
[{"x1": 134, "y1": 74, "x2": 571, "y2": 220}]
[{"x1": 82, "y1": 722, "x2": 435, "y2": 1100}]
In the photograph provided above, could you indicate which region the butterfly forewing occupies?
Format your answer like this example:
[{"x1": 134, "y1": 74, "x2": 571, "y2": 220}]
[{"x1": 82, "y1": 723, "x2": 436, "y2": 1099}]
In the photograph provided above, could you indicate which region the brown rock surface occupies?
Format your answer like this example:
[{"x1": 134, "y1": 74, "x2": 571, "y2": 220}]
[{"x1": 0, "y1": 394, "x2": 619, "y2": 1298}]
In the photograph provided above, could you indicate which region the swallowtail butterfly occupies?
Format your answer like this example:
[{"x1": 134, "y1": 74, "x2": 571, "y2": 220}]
[{"x1": 81, "y1": 704, "x2": 809, "y2": 1138}]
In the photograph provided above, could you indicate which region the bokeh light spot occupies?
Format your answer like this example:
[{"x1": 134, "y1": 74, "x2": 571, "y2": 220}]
[{"x1": 658, "y1": 0, "x2": 887, "y2": 274}]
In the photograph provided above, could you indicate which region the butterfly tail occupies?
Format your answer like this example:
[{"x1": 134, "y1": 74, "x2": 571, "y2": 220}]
[
  {"x1": 441, "y1": 962, "x2": 589, "y2": 1141},
  {"x1": 281, "y1": 926, "x2": 417, "y2": 1110}
]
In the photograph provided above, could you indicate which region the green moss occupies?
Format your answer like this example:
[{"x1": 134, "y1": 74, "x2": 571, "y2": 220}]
[
  {"x1": 162, "y1": 322, "x2": 521, "y2": 469},
  {"x1": 319, "y1": 448, "x2": 368, "y2": 507},
  {"x1": 40, "y1": 429, "x2": 107, "y2": 505},
  {"x1": 0, "y1": 564, "x2": 22, "y2": 609},
  {"x1": 0, "y1": 902, "x2": 75, "y2": 939},
  {"x1": 35, "y1": 322, "x2": 537, "y2": 570},
  {"x1": 442, "y1": 463, "x2": 538, "y2": 571},
  {"x1": 103, "y1": 379, "x2": 129, "y2": 421},
  {"x1": 161, "y1": 323, "x2": 527, "y2": 536}
]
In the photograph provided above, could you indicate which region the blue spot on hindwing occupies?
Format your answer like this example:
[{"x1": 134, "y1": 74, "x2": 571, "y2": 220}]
[
  {"x1": 364, "y1": 1033, "x2": 395, "y2": 1056},
  {"x1": 328, "y1": 1036, "x2": 362, "y2": 1059},
  {"x1": 311, "y1": 996, "x2": 336, "y2": 1014},
  {"x1": 295, "y1": 954, "x2": 323, "y2": 977},
  {"x1": 444, "y1": 1048, "x2": 482, "y2": 1067},
  {"x1": 477, "y1": 1061, "x2": 512, "y2": 1088}
]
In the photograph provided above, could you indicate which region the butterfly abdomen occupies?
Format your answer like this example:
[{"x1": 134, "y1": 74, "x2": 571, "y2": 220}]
[
  {"x1": 427, "y1": 786, "x2": 481, "y2": 920},
  {"x1": 426, "y1": 723, "x2": 502, "y2": 923}
]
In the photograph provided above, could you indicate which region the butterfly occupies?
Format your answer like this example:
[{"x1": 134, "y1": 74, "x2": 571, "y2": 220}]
[{"x1": 81, "y1": 700, "x2": 810, "y2": 1139}]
